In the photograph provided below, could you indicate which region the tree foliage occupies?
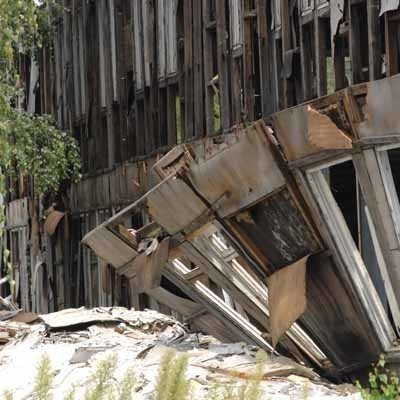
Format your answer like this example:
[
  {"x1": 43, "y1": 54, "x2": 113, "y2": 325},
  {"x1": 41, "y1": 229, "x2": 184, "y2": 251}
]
[
  {"x1": 0, "y1": 0, "x2": 81, "y2": 291},
  {"x1": 0, "y1": 0, "x2": 80, "y2": 199}
]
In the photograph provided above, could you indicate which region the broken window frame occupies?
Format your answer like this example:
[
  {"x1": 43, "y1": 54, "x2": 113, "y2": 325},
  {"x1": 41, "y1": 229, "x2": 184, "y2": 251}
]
[
  {"x1": 376, "y1": 144, "x2": 400, "y2": 244},
  {"x1": 305, "y1": 157, "x2": 396, "y2": 348},
  {"x1": 174, "y1": 221, "x2": 330, "y2": 368},
  {"x1": 205, "y1": 227, "x2": 330, "y2": 367},
  {"x1": 168, "y1": 257, "x2": 274, "y2": 351}
]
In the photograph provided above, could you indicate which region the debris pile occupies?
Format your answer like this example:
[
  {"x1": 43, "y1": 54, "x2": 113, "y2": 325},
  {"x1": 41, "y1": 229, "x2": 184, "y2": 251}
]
[{"x1": 0, "y1": 307, "x2": 361, "y2": 399}]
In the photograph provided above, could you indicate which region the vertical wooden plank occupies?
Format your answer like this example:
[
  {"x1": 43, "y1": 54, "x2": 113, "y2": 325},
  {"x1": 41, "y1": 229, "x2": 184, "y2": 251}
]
[
  {"x1": 142, "y1": 0, "x2": 152, "y2": 87},
  {"x1": 157, "y1": 0, "x2": 166, "y2": 79},
  {"x1": 202, "y1": 0, "x2": 215, "y2": 136},
  {"x1": 184, "y1": 0, "x2": 194, "y2": 139},
  {"x1": 166, "y1": 0, "x2": 178, "y2": 75},
  {"x1": 54, "y1": 26, "x2": 63, "y2": 126},
  {"x1": 215, "y1": 0, "x2": 231, "y2": 132},
  {"x1": 314, "y1": 15, "x2": 327, "y2": 96},
  {"x1": 78, "y1": 2, "x2": 87, "y2": 116},
  {"x1": 385, "y1": 13, "x2": 399, "y2": 76},
  {"x1": 257, "y1": 0, "x2": 276, "y2": 116},
  {"x1": 133, "y1": 0, "x2": 144, "y2": 90},
  {"x1": 167, "y1": 85, "x2": 177, "y2": 146},
  {"x1": 229, "y1": 0, "x2": 243, "y2": 125},
  {"x1": 349, "y1": 2, "x2": 363, "y2": 84},
  {"x1": 193, "y1": 0, "x2": 204, "y2": 137},
  {"x1": 334, "y1": 36, "x2": 346, "y2": 90},
  {"x1": 98, "y1": 0, "x2": 107, "y2": 108},
  {"x1": 243, "y1": 1, "x2": 255, "y2": 122},
  {"x1": 281, "y1": 0, "x2": 293, "y2": 108},
  {"x1": 299, "y1": 17, "x2": 314, "y2": 101},
  {"x1": 109, "y1": 0, "x2": 118, "y2": 101},
  {"x1": 367, "y1": 0, "x2": 381, "y2": 80},
  {"x1": 72, "y1": 0, "x2": 81, "y2": 119}
]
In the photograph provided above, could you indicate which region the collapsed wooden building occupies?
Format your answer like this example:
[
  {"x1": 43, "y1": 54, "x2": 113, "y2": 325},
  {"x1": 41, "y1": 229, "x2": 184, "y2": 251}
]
[{"x1": 4, "y1": 0, "x2": 400, "y2": 379}]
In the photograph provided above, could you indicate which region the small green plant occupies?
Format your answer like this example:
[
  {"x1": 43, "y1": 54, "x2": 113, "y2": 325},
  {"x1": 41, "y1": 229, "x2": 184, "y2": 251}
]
[
  {"x1": 33, "y1": 354, "x2": 53, "y2": 400},
  {"x1": 3, "y1": 391, "x2": 13, "y2": 400},
  {"x1": 61, "y1": 354, "x2": 136, "y2": 400},
  {"x1": 85, "y1": 354, "x2": 118, "y2": 400},
  {"x1": 357, "y1": 355, "x2": 400, "y2": 400},
  {"x1": 205, "y1": 350, "x2": 266, "y2": 400},
  {"x1": 119, "y1": 368, "x2": 136, "y2": 400},
  {"x1": 63, "y1": 385, "x2": 77, "y2": 400},
  {"x1": 152, "y1": 350, "x2": 190, "y2": 400}
]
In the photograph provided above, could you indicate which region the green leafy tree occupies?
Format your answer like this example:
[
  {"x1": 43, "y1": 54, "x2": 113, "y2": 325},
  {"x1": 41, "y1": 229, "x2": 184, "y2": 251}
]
[{"x1": 0, "y1": 0, "x2": 81, "y2": 289}]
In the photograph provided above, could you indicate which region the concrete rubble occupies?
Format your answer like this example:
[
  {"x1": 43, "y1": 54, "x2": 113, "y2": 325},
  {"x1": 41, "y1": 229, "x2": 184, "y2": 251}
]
[{"x1": 0, "y1": 307, "x2": 361, "y2": 399}]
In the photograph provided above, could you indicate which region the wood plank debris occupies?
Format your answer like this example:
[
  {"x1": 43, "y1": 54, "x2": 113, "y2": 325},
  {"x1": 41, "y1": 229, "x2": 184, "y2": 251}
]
[{"x1": 0, "y1": 308, "x2": 361, "y2": 399}]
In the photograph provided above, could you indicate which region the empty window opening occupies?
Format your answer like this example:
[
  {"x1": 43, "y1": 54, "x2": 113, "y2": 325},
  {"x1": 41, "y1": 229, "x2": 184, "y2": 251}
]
[{"x1": 328, "y1": 161, "x2": 387, "y2": 309}]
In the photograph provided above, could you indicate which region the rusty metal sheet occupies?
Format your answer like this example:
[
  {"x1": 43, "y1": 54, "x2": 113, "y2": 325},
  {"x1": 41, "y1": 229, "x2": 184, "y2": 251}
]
[
  {"x1": 82, "y1": 226, "x2": 137, "y2": 269},
  {"x1": 268, "y1": 255, "x2": 308, "y2": 348},
  {"x1": 146, "y1": 178, "x2": 209, "y2": 235},
  {"x1": 186, "y1": 123, "x2": 286, "y2": 218},
  {"x1": 380, "y1": 0, "x2": 399, "y2": 15},
  {"x1": 357, "y1": 75, "x2": 400, "y2": 138}
]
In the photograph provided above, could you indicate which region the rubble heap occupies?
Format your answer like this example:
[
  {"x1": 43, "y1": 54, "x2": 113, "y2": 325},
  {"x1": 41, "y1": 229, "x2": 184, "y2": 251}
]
[{"x1": 0, "y1": 307, "x2": 361, "y2": 399}]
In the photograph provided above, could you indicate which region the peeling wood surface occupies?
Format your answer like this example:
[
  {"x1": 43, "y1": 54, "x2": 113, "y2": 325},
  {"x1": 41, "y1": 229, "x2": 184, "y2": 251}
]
[
  {"x1": 229, "y1": 188, "x2": 321, "y2": 270},
  {"x1": 44, "y1": 211, "x2": 65, "y2": 236},
  {"x1": 268, "y1": 256, "x2": 308, "y2": 348},
  {"x1": 307, "y1": 106, "x2": 352, "y2": 150},
  {"x1": 357, "y1": 75, "x2": 400, "y2": 138},
  {"x1": 187, "y1": 124, "x2": 286, "y2": 218},
  {"x1": 82, "y1": 227, "x2": 137, "y2": 269},
  {"x1": 146, "y1": 178, "x2": 209, "y2": 235}
]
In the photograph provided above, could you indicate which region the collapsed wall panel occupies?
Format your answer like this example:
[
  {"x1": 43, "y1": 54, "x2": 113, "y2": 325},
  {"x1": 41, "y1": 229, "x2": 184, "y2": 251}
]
[{"x1": 83, "y1": 112, "x2": 400, "y2": 377}]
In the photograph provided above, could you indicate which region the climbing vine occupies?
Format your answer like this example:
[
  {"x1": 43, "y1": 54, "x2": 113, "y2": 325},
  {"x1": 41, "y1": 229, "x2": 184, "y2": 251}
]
[{"x1": 0, "y1": 0, "x2": 81, "y2": 290}]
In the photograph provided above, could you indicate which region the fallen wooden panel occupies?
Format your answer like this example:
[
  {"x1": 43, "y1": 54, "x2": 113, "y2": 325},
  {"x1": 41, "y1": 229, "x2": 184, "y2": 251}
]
[
  {"x1": 82, "y1": 226, "x2": 137, "y2": 269},
  {"x1": 124, "y1": 238, "x2": 170, "y2": 291},
  {"x1": 357, "y1": 75, "x2": 400, "y2": 139},
  {"x1": 268, "y1": 256, "x2": 308, "y2": 348},
  {"x1": 186, "y1": 122, "x2": 286, "y2": 218},
  {"x1": 146, "y1": 178, "x2": 209, "y2": 235}
]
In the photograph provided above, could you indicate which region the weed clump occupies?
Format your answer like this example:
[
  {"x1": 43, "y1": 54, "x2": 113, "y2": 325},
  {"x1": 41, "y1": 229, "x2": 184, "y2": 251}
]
[
  {"x1": 357, "y1": 355, "x2": 400, "y2": 400},
  {"x1": 33, "y1": 354, "x2": 53, "y2": 400},
  {"x1": 152, "y1": 350, "x2": 189, "y2": 400}
]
